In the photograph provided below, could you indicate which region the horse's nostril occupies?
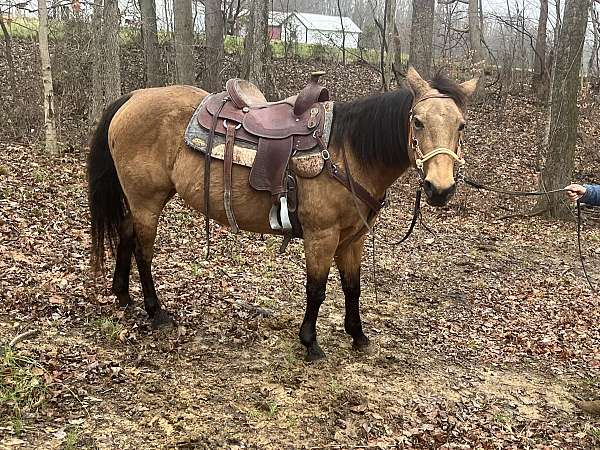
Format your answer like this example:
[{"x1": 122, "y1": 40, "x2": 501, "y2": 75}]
[
  {"x1": 423, "y1": 182, "x2": 456, "y2": 205},
  {"x1": 423, "y1": 180, "x2": 434, "y2": 197}
]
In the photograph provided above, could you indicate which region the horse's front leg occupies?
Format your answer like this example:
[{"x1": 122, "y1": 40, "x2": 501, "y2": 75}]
[
  {"x1": 335, "y1": 237, "x2": 369, "y2": 350},
  {"x1": 299, "y1": 230, "x2": 339, "y2": 361}
]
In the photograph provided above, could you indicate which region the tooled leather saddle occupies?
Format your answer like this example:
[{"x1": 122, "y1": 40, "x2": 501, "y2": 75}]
[
  {"x1": 186, "y1": 72, "x2": 385, "y2": 254},
  {"x1": 192, "y1": 72, "x2": 330, "y2": 251}
]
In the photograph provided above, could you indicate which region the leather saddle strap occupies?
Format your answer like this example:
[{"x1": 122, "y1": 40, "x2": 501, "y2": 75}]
[
  {"x1": 223, "y1": 123, "x2": 240, "y2": 233},
  {"x1": 325, "y1": 158, "x2": 384, "y2": 214},
  {"x1": 204, "y1": 96, "x2": 228, "y2": 258}
]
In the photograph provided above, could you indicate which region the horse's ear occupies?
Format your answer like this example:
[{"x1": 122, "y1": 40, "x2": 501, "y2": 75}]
[
  {"x1": 459, "y1": 77, "x2": 480, "y2": 99},
  {"x1": 406, "y1": 66, "x2": 430, "y2": 97}
]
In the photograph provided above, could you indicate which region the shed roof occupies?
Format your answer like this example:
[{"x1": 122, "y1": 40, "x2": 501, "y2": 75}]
[{"x1": 292, "y1": 12, "x2": 361, "y2": 34}]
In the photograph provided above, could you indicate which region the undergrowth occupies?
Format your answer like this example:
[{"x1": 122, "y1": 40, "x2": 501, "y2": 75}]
[{"x1": 0, "y1": 345, "x2": 48, "y2": 434}]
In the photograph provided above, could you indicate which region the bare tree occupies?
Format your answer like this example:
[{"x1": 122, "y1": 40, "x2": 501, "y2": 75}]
[
  {"x1": 140, "y1": 0, "x2": 161, "y2": 87},
  {"x1": 103, "y1": 0, "x2": 121, "y2": 103},
  {"x1": 468, "y1": 0, "x2": 484, "y2": 63},
  {"x1": 537, "y1": 0, "x2": 591, "y2": 218},
  {"x1": 174, "y1": 0, "x2": 195, "y2": 84},
  {"x1": 0, "y1": 15, "x2": 15, "y2": 94},
  {"x1": 242, "y1": 0, "x2": 272, "y2": 94},
  {"x1": 336, "y1": 0, "x2": 346, "y2": 65},
  {"x1": 89, "y1": 0, "x2": 121, "y2": 123},
  {"x1": 533, "y1": 0, "x2": 549, "y2": 97},
  {"x1": 408, "y1": 0, "x2": 434, "y2": 79},
  {"x1": 589, "y1": 5, "x2": 600, "y2": 79},
  {"x1": 89, "y1": 0, "x2": 103, "y2": 124},
  {"x1": 37, "y1": 0, "x2": 58, "y2": 154},
  {"x1": 382, "y1": 0, "x2": 398, "y2": 90},
  {"x1": 224, "y1": 0, "x2": 243, "y2": 35},
  {"x1": 204, "y1": 0, "x2": 224, "y2": 91}
]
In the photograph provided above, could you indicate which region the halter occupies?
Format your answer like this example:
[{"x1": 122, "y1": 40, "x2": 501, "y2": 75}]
[{"x1": 407, "y1": 93, "x2": 465, "y2": 180}]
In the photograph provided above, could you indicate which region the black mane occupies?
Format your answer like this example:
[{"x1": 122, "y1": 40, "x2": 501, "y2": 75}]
[{"x1": 330, "y1": 75, "x2": 467, "y2": 169}]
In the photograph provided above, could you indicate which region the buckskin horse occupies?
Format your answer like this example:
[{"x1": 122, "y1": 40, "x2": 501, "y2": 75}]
[{"x1": 87, "y1": 67, "x2": 478, "y2": 361}]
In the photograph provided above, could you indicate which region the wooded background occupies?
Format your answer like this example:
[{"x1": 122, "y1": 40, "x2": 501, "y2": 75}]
[{"x1": 0, "y1": 0, "x2": 597, "y2": 217}]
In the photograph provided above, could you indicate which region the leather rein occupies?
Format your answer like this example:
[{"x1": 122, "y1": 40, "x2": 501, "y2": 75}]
[{"x1": 319, "y1": 92, "x2": 595, "y2": 294}]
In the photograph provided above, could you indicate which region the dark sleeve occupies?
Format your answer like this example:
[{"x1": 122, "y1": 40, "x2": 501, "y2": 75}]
[{"x1": 581, "y1": 184, "x2": 600, "y2": 206}]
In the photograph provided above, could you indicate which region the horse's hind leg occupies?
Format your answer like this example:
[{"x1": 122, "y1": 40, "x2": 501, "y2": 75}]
[
  {"x1": 112, "y1": 213, "x2": 135, "y2": 307},
  {"x1": 129, "y1": 194, "x2": 175, "y2": 328},
  {"x1": 335, "y1": 237, "x2": 369, "y2": 350}
]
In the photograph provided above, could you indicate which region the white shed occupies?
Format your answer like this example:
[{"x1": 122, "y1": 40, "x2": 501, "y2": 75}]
[{"x1": 282, "y1": 12, "x2": 361, "y2": 49}]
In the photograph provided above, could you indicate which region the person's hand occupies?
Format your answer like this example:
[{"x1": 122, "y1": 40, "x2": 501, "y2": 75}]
[{"x1": 565, "y1": 183, "x2": 586, "y2": 202}]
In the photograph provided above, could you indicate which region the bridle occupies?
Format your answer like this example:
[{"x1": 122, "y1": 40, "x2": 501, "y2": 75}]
[{"x1": 407, "y1": 92, "x2": 466, "y2": 181}]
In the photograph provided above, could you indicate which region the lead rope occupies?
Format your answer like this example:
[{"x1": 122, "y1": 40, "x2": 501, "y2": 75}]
[
  {"x1": 460, "y1": 175, "x2": 595, "y2": 292},
  {"x1": 372, "y1": 231, "x2": 377, "y2": 303},
  {"x1": 577, "y1": 199, "x2": 595, "y2": 292}
]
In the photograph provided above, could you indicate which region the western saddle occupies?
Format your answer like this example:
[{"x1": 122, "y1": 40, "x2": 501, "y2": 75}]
[
  {"x1": 194, "y1": 72, "x2": 384, "y2": 253},
  {"x1": 196, "y1": 72, "x2": 330, "y2": 249}
]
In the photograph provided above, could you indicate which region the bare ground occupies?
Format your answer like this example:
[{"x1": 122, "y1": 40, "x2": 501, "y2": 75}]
[{"x1": 1, "y1": 95, "x2": 600, "y2": 449}]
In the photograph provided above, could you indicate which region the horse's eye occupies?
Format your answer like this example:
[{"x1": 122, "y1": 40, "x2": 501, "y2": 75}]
[
  {"x1": 414, "y1": 118, "x2": 424, "y2": 130},
  {"x1": 458, "y1": 123, "x2": 466, "y2": 132}
]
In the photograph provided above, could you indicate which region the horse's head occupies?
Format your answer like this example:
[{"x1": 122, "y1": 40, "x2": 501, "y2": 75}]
[{"x1": 406, "y1": 67, "x2": 479, "y2": 206}]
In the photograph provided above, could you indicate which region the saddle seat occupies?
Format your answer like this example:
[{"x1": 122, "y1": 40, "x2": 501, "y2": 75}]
[
  {"x1": 226, "y1": 78, "x2": 269, "y2": 107},
  {"x1": 226, "y1": 71, "x2": 329, "y2": 116}
]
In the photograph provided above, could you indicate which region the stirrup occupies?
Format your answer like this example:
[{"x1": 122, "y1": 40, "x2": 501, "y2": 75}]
[{"x1": 269, "y1": 196, "x2": 292, "y2": 231}]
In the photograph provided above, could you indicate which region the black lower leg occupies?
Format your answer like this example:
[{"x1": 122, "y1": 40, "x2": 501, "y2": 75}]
[
  {"x1": 134, "y1": 248, "x2": 173, "y2": 327},
  {"x1": 112, "y1": 217, "x2": 135, "y2": 307},
  {"x1": 299, "y1": 276, "x2": 328, "y2": 361},
  {"x1": 340, "y1": 270, "x2": 369, "y2": 349}
]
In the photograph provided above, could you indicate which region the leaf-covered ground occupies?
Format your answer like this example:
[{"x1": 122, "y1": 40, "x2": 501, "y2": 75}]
[{"x1": 1, "y1": 92, "x2": 600, "y2": 449}]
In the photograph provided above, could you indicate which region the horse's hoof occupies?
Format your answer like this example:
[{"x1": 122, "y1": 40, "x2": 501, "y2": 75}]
[
  {"x1": 115, "y1": 293, "x2": 132, "y2": 308},
  {"x1": 352, "y1": 334, "x2": 370, "y2": 351},
  {"x1": 151, "y1": 310, "x2": 175, "y2": 329},
  {"x1": 305, "y1": 344, "x2": 326, "y2": 362}
]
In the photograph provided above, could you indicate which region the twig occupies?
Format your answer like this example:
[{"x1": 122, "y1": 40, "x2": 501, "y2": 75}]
[{"x1": 9, "y1": 329, "x2": 39, "y2": 347}]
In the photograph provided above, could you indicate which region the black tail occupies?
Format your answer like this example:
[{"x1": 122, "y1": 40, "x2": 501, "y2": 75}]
[{"x1": 87, "y1": 94, "x2": 132, "y2": 272}]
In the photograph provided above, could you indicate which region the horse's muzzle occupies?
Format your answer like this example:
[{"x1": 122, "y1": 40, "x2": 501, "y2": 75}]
[{"x1": 423, "y1": 180, "x2": 456, "y2": 206}]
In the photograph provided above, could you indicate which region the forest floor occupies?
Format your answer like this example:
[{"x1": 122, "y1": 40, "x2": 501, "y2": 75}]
[{"x1": 2, "y1": 87, "x2": 600, "y2": 448}]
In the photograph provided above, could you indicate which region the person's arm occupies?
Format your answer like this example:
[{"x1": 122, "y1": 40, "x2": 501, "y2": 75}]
[
  {"x1": 565, "y1": 183, "x2": 600, "y2": 205},
  {"x1": 581, "y1": 184, "x2": 600, "y2": 205}
]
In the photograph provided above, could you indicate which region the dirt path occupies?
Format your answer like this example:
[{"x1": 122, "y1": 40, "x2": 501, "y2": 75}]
[{"x1": 1, "y1": 96, "x2": 600, "y2": 449}]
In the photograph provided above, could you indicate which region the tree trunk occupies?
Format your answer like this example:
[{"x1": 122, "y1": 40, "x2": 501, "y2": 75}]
[
  {"x1": 203, "y1": 0, "x2": 224, "y2": 92},
  {"x1": 589, "y1": 6, "x2": 600, "y2": 79},
  {"x1": 533, "y1": 0, "x2": 549, "y2": 97},
  {"x1": 174, "y1": 0, "x2": 195, "y2": 84},
  {"x1": 537, "y1": 0, "x2": 591, "y2": 218},
  {"x1": 242, "y1": 0, "x2": 271, "y2": 94},
  {"x1": 103, "y1": 0, "x2": 121, "y2": 103},
  {"x1": 140, "y1": 0, "x2": 161, "y2": 87},
  {"x1": 408, "y1": 0, "x2": 434, "y2": 79},
  {"x1": 383, "y1": 0, "x2": 398, "y2": 90},
  {"x1": 468, "y1": 0, "x2": 484, "y2": 63},
  {"x1": 336, "y1": 0, "x2": 346, "y2": 65},
  {"x1": 89, "y1": 0, "x2": 104, "y2": 124},
  {"x1": 37, "y1": 0, "x2": 58, "y2": 154},
  {"x1": 0, "y1": 16, "x2": 16, "y2": 94}
]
